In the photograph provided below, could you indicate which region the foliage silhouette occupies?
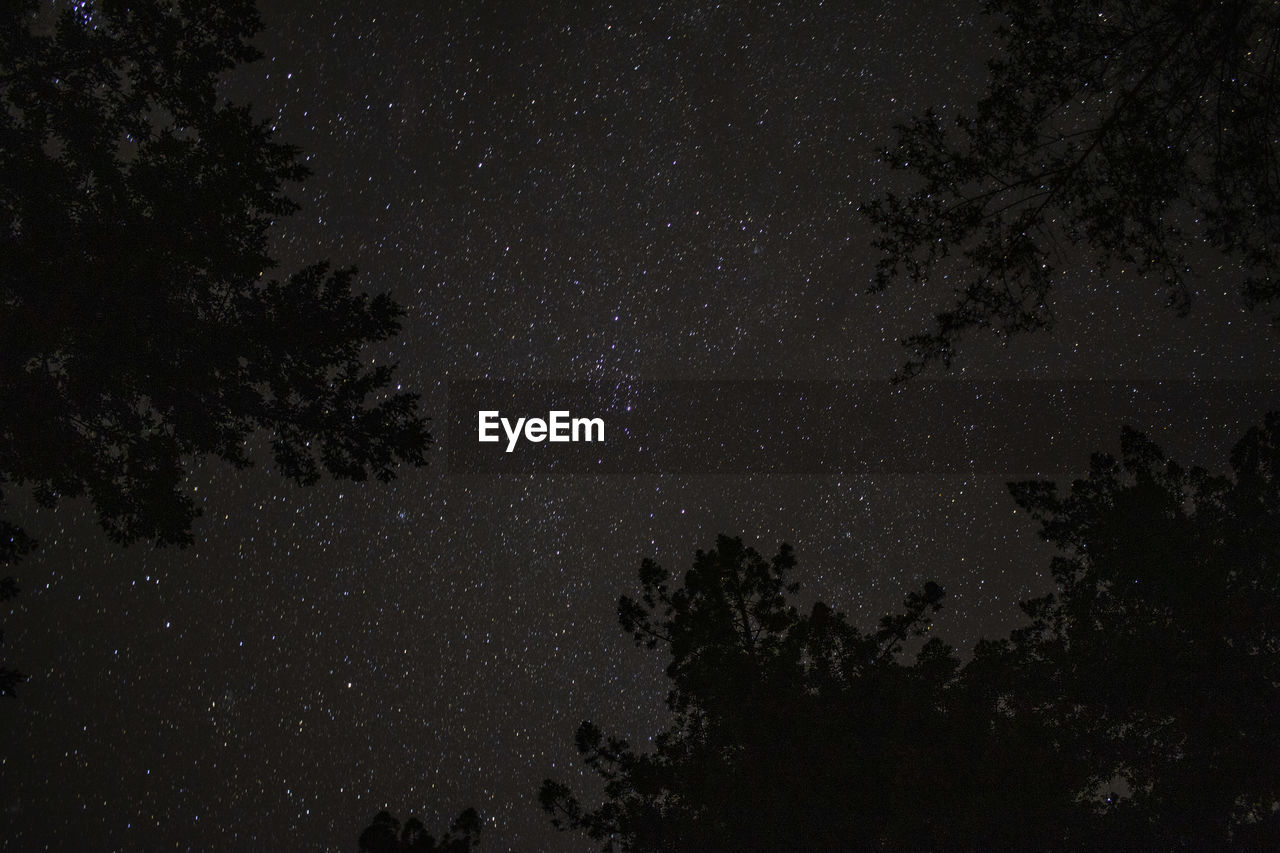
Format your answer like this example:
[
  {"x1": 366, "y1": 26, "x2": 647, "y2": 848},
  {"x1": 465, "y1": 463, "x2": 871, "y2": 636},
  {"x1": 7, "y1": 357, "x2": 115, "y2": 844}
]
[
  {"x1": 357, "y1": 808, "x2": 482, "y2": 853},
  {"x1": 862, "y1": 0, "x2": 1280, "y2": 378},
  {"x1": 1, "y1": 0, "x2": 430, "y2": 552},
  {"x1": 0, "y1": 577, "x2": 23, "y2": 697},
  {"x1": 987, "y1": 413, "x2": 1280, "y2": 849},
  {"x1": 0, "y1": 0, "x2": 431, "y2": 689},
  {"x1": 544, "y1": 418, "x2": 1280, "y2": 850},
  {"x1": 541, "y1": 535, "x2": 964, "y2": 852},
  {"x1": 0, "y1": 524, "x2": 35, "y2": 696}
]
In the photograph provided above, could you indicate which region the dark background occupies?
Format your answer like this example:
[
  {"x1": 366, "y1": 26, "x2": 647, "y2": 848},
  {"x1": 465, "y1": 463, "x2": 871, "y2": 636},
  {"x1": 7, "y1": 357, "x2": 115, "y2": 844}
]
[{"x1": 4, "y1": 1, "x2": 1279, "y2": 849}]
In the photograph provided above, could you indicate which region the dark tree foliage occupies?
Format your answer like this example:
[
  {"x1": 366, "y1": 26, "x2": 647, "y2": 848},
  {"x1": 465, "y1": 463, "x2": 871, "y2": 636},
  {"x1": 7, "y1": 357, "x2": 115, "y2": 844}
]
[
  {"x1": 0, "y1": 0, "x2": 430, "y2": 695},
  {"x1": 357, "y1": 808, "x2": 482, "y2": 853},
  {"x1": 862, "y1": 0, "x2": 1280, "y2": 378},
  {"x1": 545, "y1": 419, "x2": 1280, "y2": 850},
  {"x1": 0, "y1": 577, "x2": 23, "y2": 696},
  {"x1": 540, "y1": 535, "x2": 964, "y2": 852},
  {"x1": 0, "y1": 0, "x2": 430, "y2": 551},
  {"x1": 992, "y1": 414, "x2": 1280, "y2": 850}
]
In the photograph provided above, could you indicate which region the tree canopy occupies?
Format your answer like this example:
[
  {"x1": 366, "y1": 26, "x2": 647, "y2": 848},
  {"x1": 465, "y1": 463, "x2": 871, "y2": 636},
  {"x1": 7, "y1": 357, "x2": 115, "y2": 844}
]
[
  {"x1": 357, "y1": 808, "x2": 482, "y2": 853},
  {"x1": 990, "y1": 413, "x2": 1280, "y2": 848},
  {"x1": 0, "y1": 0, "x2": 430, "y2": 697},
  {"x1": 541, "y1": 535, "x2": 964, "y2": 851},
  {"x1": 543, "y1": 417, "x2": 1280, "y2": 850},
  {"x1": 862, "y1": 0, "x2": 1280, "y2": 378},
  {"x1": 0, "y1": 0, "x2": 429, "y2": 559}
]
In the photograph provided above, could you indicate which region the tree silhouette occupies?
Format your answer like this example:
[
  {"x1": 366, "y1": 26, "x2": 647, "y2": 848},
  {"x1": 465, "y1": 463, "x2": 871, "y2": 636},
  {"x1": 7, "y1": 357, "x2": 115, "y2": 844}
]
[
  {"x1": 862, "y1": 0, "x2": 1280, "y2": 378},
  {"x1": 0, "y1": 0, "x2": 431, "y2": 688},
  {"x1": 0, "y1": 522, "x2": 36, "y2": 697},
  {"x1": 0, "y1": 576, "x2": 23, "y2": 697},
  {"x1": 540, "y1": 535, "x2": 964, "y2": 852},
  {"x1": 990, "y1": 414, "x2": 1280, "y2": 849},
  {"x1": 544, "y1": 419, "x2": 1280, "y2": 850},
  {"x1": 357, "y1": 808, "x2": 482, "y2": 853}
]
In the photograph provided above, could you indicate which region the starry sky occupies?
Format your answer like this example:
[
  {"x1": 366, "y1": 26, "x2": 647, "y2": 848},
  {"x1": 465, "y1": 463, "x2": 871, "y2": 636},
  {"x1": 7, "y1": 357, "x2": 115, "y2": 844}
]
[{"x1": 5, "y1": 1, "x2": 1280, "y2": 850}]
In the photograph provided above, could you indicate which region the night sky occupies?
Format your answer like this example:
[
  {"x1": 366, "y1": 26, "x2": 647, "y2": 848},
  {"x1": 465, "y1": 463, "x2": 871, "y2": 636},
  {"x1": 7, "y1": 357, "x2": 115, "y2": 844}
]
[{"x1": 5, "y1": 1, "x2": 1280, "y2": 849}]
